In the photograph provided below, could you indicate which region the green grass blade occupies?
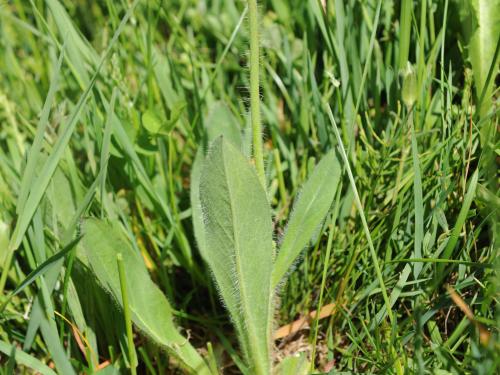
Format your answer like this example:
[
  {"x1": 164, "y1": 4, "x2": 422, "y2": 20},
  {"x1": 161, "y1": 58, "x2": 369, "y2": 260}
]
[
  {"x1": 1, "y1": 236, "x2": 80, "y2": 310},
  {"x1": 45, "y1": 0, "x2": 99, "y2": 86},
  {"x1": 388, "y1": 258, "x2": 492, "y2": 268},
  {"x1": 6, "y1": 0, "x2": 138, "y2": 254},
  {"x1": 324, "y1": 102, "x2": 395, "y2": 326},
  {"x1": 410, "y1": 111, "x2": 424, "y2": 278},
  {"x1": 433, "y1": 169, "x2": 479, "y2": 288},
  {"x1": 0, "y1": 340, "x2": 57, "y2": 375},
  {"x1": 399, "y1": 0, "x2": 413, "y2": 70},
  {"x1": 99, "y1": 88, "x2": 117, "y2": 218},
  {"x1": 16, "y1": 48, "x2": 64, "y2": 216}
]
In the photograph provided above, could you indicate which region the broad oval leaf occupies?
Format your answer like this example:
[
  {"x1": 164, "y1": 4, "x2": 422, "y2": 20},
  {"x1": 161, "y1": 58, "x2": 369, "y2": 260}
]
[
  {"x1": 205, "y1": 101, "x2": 242, "y2": 149},
  {"x1": 81, "y1": 218, "x2": 212, "y2": 375},
  {"x1": 272, "y1": 150, "x2": 341, "y2": 288},
  {"x1": 199, "y1": 137, "x2": 273, "y2": 374},
  {"x1": 141, "y1": 109, "x2": 162, "y2": 134}
]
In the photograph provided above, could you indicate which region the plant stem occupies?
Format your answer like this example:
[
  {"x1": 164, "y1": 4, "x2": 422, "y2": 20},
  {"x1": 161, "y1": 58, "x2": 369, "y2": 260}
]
[
  {"x1": 310, "y1": 215, "x2": 336, "y2": 372},
  {"x1": 273, "y1": 149, "x2": 287, "y2": 211},
  {"x1": 117, "y1": 253, "x2": 138, "y2": 375},
  {"x1": 248, "y1": 0, "x2": 265, "y2": 188},
  {"x1": 399, "y1": 0, "x2": 412, "y2": 71},
  {"x1": 324, "y1": 102, "x2": 395, "y2": 327}
]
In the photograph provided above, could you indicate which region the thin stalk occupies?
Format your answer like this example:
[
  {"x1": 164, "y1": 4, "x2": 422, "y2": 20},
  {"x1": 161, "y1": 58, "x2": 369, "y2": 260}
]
[
  {"x1": 324, "y1": 102, "x2": 395, "y2": 327},
  {"x1": 117, "y1": 253, "x2": 138, "y2": 375},
  {"x1": 408, "y1": 108, "x2": 424, "y2": 279},
  {"x1": 310, "y1": 214, "x2": 336, "y2": 372},
  {"x1": 399, "y1": 0, "x2": 412, "y2": 70},
  {"x1": 273, "y1": 149, "x2": 287, "y2": 211},
  {"x1": 417, "y1": 0, "x2": 427, "y2": 84},
  {"x1": 248, "y1": 0, "x2": 265, "y2": 187}
]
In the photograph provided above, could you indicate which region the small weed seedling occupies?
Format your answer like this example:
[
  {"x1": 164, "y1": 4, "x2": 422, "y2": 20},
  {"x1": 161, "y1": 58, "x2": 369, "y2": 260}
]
[{"x1": 193, "y1": 1, "x2": 341, "y2": 373}]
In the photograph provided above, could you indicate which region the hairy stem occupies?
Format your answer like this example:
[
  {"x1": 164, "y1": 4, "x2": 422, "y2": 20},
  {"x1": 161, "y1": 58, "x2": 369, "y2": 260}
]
[{"x1": 248, "y1": 0, "x2": 265, "y2": 188}]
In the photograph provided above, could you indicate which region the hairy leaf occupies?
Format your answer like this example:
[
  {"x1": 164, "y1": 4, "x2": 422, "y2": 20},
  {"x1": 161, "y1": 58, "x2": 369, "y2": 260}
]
[
  {"x1": 191, "y1": 101, "x2": 242, "y2": 262},
  {"x1": 199, "y1": 138, "x2": 273, "y2": 374},
  {"x1": 273, "y1": 353, "x2": 309, "y2": 375},
  {"x1": 272, "y1": 150, "x2": 341, "y2": 287},
  {"x1": 81, "y1": 218, "x2": 211, "y2": 375},
  {"x1": 190, "y1": 148, "x2": 207, "y2": 261}
]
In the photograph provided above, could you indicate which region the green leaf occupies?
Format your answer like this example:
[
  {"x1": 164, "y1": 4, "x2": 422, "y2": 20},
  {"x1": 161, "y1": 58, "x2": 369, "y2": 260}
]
[
  {"x1": 2, "y1": 236, "x2": 80, "y2": 305},
  {"x1": 199, "y1": 137, "x2": 273, "y2": 374},
  {"x1": 205, "y1": 101, "x2": 242, "y2": 149},
  {"x1": 398, "y1": 0, "x2": 413, "y2": 70},
  {"x1": 141, "y1": 109, "x2": 163, "y2": 134},
  {"x1": 0, "y1": 340, "x2": 57, "y2": 375},
  {"x1": 272, "y1": 150, "x2": 341, "y2": 287},
  {"x1": 0, "y1": 219, "x2": 10, "y2": 267},
  {"x1": 273, "y1": 353, "x2": 309, "y2": 375},
  {"x1": 467, "y1": 0, "x2": 500, "y2": 117},
  {"x1": 141, "y1": 102, "x2": 186, "y2": 135},
  {"x1": 191, "y1": 101, "x2": 243, "y2": 263},
  {"x1": 410, "y1": 117, "x2": 424, "y2": 278},
  {"x1": 190, "y1": 148, "x2": 207, "y2": 261},
  {"x1": 433, "y1": 169, "x2": 479, "y2": 288},
  {"x1": 45, "y1": 0, "x2": 98, "y2": 86},
  {"x1": 81, "y1": 218, "x2": 212, "y2": 375},
  {"x1": 166, "y1": 100, "x2": 187, "y2": 130},
  {"x1": 6, "y1": 0, "x2": 136, "y2": 254}
]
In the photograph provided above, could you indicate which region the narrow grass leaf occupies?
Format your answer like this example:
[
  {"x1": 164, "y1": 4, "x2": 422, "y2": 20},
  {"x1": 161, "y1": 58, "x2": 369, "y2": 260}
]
[
  {"x1": 3, "y1": 236, "x2": 80, "y2": 305},
  {"x1": 325, "y1": 102, "x2": 395, "y2": 326},
  {"x1": 0, "y1": 340, "x2": 57, "y2": 375},
  {"x1": 8, "y1": 0, "x2": 137, "y2": 253},
  {"x1": 433, "y1": 169, "x2": 479, "y2": 287},
  {"x1": 17, "y1": 49, "x2": 64, "y2": 216},
  {"x1": 45, "y1": 0, "x2": 99, "y2": 86},
  {"x1": 410, "y1": 116, "x2": 424, "y2": 278},
  {"x1": 399, "y1": 0, "x2": 413, "y2": 70}
]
